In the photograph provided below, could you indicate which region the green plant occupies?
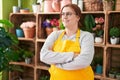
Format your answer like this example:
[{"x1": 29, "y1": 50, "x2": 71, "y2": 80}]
[
  {"x1": 0, "y1": 19, "x2": 19, "y2": 71},
  {"x1": 40, "y1": 75, "x2": 49, "y2": 80},
  {"x1": 84, "y1": 14, "x2": 96, "y2": 33},
  {"x1": 109, "y1": 27, "x2": 120, "y2": 37},
  {"x1": 96, "y1": 29, "x2": 104, "y2": 37},
  {"x1": 22, "y1": 49, "x2": 34, "y2": 59}
]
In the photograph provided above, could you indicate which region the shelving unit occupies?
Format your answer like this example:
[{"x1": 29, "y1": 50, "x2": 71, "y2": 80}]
[{"x1": 9, "y1": 11, "x2": 120, "y2": 80}]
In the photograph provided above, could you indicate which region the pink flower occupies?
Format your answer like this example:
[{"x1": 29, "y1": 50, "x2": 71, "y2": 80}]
[
  {"x1": 20, "y1": 21, "x2": 36, "y2": 29},
  {"x1": 50, "y1": 18, "x2": 59, "y2": 27},
  {"x1": 95, "y1": 17, "x2": 104, "y2": 25}
]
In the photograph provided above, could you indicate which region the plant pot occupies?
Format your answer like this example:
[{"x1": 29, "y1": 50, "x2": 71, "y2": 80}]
[
  {"x1": 44, "y1": 0, "x2": 54, "y2": 12},
  {"x1": 32, "y1": 4, "x2": 41, "y2": 13},
  {"x1": 110, "y1": 37, "x2": 119, "y2": 44},
  {"x1": 25, "y1": 58, "x2": 31, "y2": 64},
  {"x1": 116, "y1": 74, "x2": 120, "y2": 80},
  {"x1": 16, "y1": 28, "x2": 24, "y2": 37},
  {"x1": 23, "y1": 27, "x2": 35, "y2": 38},
  {"x1": 95, "y1": 37, "x2": 103, "y2": 43},
  {"x1": 45, "y1": 27, "x2": 53, "y2": 36},
  {"x1": 95, "y1": 64, "x2": 103, "y2": 74},
  {"x1": 109, "y1": 73, "x2": 115, "y2": 78}
]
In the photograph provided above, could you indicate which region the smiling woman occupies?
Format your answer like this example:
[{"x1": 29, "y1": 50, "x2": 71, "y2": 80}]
[{"x1": 40, "y1": 4, "x2": 94, "y2": 80}]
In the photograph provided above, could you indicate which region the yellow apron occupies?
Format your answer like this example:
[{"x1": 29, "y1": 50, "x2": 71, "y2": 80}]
[{"x1": 49, "y1": 30, "x2": 94, "y2": 80}]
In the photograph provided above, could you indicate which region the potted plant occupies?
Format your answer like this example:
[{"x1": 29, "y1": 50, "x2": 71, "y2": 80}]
[
  {"x1": 94, "y1": 29, "x2": 104, "y2": 43},
  {"x1": 116, "y1": 73, "x2": 120, "y2": 80},
  {"x1": 0, "y1": 19, "x2": 20, "y2": 79},
  {"x1": 16, "y1": 26, "x2": 24, "y2": 37},
  {"x1": 103, "y1": 0, "x2": 116, "y2": 11},
  {"x1": 20, "y1": 21, "x2": 36, "y2": 38},
  {"x1": 84, "y1": 14, "x2": 96, "y2": 33},
  {"x1": 94, "y1": 56, "x2": 103, "y2": 74},
  {"x1": 22, "y1": 49, "x2": 34, "y2": 64},
  {"x1": 40, "y1": 75, "x2": 49, "y2": 80},
  {"x1": 109, "y1": 27, "x2": 120, "y2": 44},
  {"x1": 42, "y1": 18, "x2": 59, "y2": 36},
  {"x1": 108, "y1": 68, "x2": 117, "y2": 78}
]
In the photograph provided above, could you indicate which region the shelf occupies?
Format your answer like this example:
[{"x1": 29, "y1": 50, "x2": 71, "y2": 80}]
[
  {"x1": 107, "y1": 44, "x2": 120, "y2": 48},
  {"x1": 36, "y1": 39, "x2": 46, "y2": 42},
  {"x1": 36, "y1": 65, "x2": 49, "y2": 70},
  {"x1": 82, "y1": 11, "x2": 105, "y2": 14},
  {"x1": 94, "y1": 74, "x2": 103, "y2": 79},
  {"x1": 9, "y1": 62, "x2": 34, "y2": 68},
  {"x1": 18, "y1": 37, "x2": 35, "y2": 42}
]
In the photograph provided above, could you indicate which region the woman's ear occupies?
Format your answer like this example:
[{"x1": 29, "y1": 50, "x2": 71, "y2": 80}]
[{"x1": 77, "y1": 16, "x2": 80, "y2": 21}]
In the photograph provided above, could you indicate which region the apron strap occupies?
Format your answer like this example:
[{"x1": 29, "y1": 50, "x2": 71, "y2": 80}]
[
  {"x1": 76, "y1": 29, "x2": 80, "y2": 42},
  {"x1": 57, "y1": 31, "x2": 65, "y2": 40}
]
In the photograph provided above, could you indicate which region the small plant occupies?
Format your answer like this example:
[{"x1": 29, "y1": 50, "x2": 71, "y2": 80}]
[
  {"x1": 96, "y1": 29, "x2": 104, "y2": 37},
  {"x1": 40, "y1": 75, "x2": 49, "y2": 80},
  {"x1": 22, "y1": 49, "x2": 34, "y2": 59},
  {"x1": 109, "y1": 27, "x2": 120, "y2": 38}
]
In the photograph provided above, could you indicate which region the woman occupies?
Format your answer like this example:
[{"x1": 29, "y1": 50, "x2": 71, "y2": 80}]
[{"x1": 40, "y1": 4, "x2": 94, "y2": 80}]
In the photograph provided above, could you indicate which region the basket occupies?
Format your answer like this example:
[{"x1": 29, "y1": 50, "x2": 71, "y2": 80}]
[{"x1": 83, "y1": 0, "x2": 103, "y2": 11}]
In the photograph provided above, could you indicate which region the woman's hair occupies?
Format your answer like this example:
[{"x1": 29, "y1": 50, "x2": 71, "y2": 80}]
[{"x1": 60, "y1": 4, "x2": 82, "y2": 29}]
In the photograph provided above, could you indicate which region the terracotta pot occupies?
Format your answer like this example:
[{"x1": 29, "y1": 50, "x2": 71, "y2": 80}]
[
  {"x1": 46, "y1": 27, "x2": 53, "y2": 36},
  {"x1": 23, "y1": 28, "x2": 35, "y2": 38}
]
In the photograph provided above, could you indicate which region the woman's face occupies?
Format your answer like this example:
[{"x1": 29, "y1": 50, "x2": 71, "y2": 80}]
[{"x1": 61, "y1": 7, "x2": 79, "y2": 28}]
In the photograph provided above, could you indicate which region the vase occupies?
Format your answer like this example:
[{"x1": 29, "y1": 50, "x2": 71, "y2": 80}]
[
  {"x1": 32, "y1": 4, "x2": 41, "y2": 13},
  {"x1": 16, "y1": 28, "x2": 24, "y2": 37},
  {"x1": 60, "y1": 0, "x2": 72, "y2": 9},
  {"x1": 78, "y1": 0, "x2": 83, "y2": 11},
  {"x1": 52, "y1": 0, "x2": 60, "y2": 12},
  {"x1": 45, "y1": 27, "x2": 53, "y2": 36},
  {"x1": 44, "y1": 0, "x2": 54, "y2": 12},
  {"x1": 95, "y1": 64, "x2": 103, "y2": 74},
  {"x1": 23, "y1": 27, "x2": 35, "y2": 38}
]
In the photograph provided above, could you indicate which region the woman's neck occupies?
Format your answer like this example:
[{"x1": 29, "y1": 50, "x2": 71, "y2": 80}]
[{"x1": 65, "y1": 27, "x2": 78, "y2": 37}]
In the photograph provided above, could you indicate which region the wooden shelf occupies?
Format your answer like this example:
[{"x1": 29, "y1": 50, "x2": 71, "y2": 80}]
[
  {"x1": 10, "y1": 62, "x2": 34, "y2": 68},
  {"x1": 36, "y1": 39, "x2": 46, "y2": 42},
  {"x1": 106, "y1": 44, "x2": 120, "y2": 48},
  {"x1": 18, "y1": 37, "x2": 35, "y2": 42},
  {"x1": 9, "y1": 10, "x2": 120, "y2": 80}
]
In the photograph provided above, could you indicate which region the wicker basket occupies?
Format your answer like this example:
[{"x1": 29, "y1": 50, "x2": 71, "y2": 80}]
[{"x1": 83, "y1": 0, "x2": 103, "y2": 11}]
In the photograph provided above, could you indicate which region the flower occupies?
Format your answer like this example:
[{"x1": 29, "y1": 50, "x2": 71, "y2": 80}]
[
  {"x1": 95, "y1": 17, "x2": 104, "y2": 25},
  {"x1": 20, "y1": 21, "x2": 36, "y2": 29},
  {"x1": 42, "y1": 18, "x2": 59, "y2": 28}
]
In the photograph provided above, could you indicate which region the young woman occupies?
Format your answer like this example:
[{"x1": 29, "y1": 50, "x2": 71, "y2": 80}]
[{"x1": 40, "y1": 4, "x2": 94, "y2": 80}]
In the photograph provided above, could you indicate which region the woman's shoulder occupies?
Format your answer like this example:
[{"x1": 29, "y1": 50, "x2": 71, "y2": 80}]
[
  {"x1": 48, "y1": 30, "x2": 64, "y2": 39},
  {"x1": 80, "y1": 30, "x2": 93, "y2": 38}
]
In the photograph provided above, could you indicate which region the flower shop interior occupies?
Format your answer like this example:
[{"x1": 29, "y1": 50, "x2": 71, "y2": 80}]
[{"x1": 0, "y1": 0, "x2": 120, "y2": 80}]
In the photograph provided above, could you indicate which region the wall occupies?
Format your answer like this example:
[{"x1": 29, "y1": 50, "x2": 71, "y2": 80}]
[
  {"x1": 2, "y1": 0, "x2": 17, "y2": 19},
  {"x1": 0, "y1": 0, "x2": 3, "y2": 19},
  {"x1": 0, "y1": 0, "x2": 36, "y2": 20}
]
